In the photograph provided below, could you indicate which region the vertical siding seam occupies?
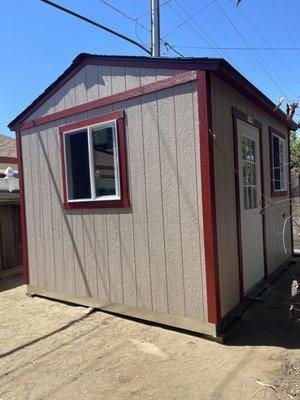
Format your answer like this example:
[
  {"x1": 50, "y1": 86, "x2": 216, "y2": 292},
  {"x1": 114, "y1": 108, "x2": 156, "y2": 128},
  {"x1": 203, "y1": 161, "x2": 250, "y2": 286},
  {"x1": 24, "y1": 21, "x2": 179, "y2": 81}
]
[
  {"x1": 81, "y1": 113, "x2": 89, "y2": 297},
  {"x1": 96, "y1": 66, "x2": 101, "y2": 99},
  {"x1": 117, "y1": 212, "x2": 125, "y2": 304},
  {"x1": 105, "y1": 214, "x2": 112, "y2": 301},
  {"x1": 46, "y1": 127, "x2": 57, "y2": 290},
  {"x1": 81, "y1": 214, "x2": 88, "y2": 297},
  {"x1": 92, "y1": 213, "x2": 99, "y2": 299},
  {"x1": 172, "y1": 87, "x2": 187, "y2": 317},
  {"x1": 156, "y1": 91, "x2": 170, "y2": 314},
  {"x1": 36, "y1": 129, "x2": 47, "y2": 287},
  {"x1": 27, "y1": 133, "x2": 38, "y2": 283},
  {"x1": 118, "y1": 67, "x2": 126, "y2": 304},
  {"x1": 63, "y1": 115, "x2": 76, "y2": 294},
  {"x1": 140, "y1": 94, "x2": 153, "y2": 310},
  {"x1": 60, "y1": 99, "x2": 68, "y2": 293},
  {"x1": 191, "y1": 82, "x2": 205, "y2": 319},
  {"x1": 124, "y1": 75, "x2": 138, "y2": 307}
]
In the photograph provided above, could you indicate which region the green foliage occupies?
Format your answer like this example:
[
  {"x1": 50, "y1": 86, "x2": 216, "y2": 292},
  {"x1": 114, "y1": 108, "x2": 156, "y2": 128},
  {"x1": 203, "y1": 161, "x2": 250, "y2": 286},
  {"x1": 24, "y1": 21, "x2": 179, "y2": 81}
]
[{"x1": 290, "y1": 131, "x2": 300, "y2": 172}]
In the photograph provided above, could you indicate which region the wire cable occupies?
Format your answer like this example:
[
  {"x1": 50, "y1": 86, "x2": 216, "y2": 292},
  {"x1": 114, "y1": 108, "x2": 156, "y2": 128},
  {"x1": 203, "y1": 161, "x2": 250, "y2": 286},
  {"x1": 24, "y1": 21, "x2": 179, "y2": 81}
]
[
  {"x1": 162, "y1": 0, "x2": 216, "y2": 40},
  {"x1": 99, "y1": 0, "x2": 184, "y2": 57},
  {"x1": 214, "y1": 0, "x2": 291, "y2": 101},
  {"x1": 269, "y1": 0, "x2": 299, "y2": 50},
  {"x1": 41, "y1": 0, "x2": 151, "y2": 54},
  {"x1": 172, "y1": 46, "x2": 300, "y2": 52},
  {"x1": 135, "y1": 0, "x2": 173, "y2": 21},
  {"x1": 237, "y1": 6, "x2": 300, "y2": 92},
  {"x1": 166, "y1": 0, "x2": 247, "y2": 75}
]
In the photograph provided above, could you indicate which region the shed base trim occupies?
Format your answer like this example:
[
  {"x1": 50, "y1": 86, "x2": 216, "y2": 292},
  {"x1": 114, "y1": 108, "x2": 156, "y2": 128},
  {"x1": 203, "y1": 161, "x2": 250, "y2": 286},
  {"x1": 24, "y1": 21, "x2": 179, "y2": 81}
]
[{"x1": 27, "y1": 285, "x2": 217, "y2": 337}]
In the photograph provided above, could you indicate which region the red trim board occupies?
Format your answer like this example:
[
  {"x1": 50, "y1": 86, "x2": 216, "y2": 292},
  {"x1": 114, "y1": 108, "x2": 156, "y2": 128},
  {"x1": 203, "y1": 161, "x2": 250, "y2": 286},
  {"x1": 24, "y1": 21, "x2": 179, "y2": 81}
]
[
  {"x1": 15, "y1": 131, "x2": 29, "y2": 284},
  {"x1": 59, "y1": 110, "x2": 129, "y2": 210},
  {"x1": 12, "y1": 70, "x2": 198, "y2": 131},
  {"x1": 287, "y1": 128, "x2": 294, "y2": 256},
  {"x1": 232, "y1": 108, "x2": 268, "y2": 296},
  {"x1": 197, "y1": 71, "x2": 221, "y2": 324}
]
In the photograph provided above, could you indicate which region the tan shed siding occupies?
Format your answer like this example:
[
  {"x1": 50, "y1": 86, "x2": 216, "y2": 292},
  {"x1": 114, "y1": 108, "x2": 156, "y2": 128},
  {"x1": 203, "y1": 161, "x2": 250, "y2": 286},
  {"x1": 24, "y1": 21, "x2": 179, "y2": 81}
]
[
  {"x1": 210, "y1": 74, "x2": 292, "y2": 317},
  {"x1": 21, "y1": 76, "x2": 208, "y2": 322},
  {"x1": 24, "y1": 66, "x2": 177, "y2": 122}
]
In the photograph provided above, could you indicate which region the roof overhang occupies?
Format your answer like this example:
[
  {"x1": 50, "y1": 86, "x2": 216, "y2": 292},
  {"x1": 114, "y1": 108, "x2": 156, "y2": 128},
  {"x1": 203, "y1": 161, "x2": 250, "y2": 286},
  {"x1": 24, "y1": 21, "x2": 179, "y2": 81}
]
[{"x1": 8, "y1": 53, "x2": 298, "y2": 131}]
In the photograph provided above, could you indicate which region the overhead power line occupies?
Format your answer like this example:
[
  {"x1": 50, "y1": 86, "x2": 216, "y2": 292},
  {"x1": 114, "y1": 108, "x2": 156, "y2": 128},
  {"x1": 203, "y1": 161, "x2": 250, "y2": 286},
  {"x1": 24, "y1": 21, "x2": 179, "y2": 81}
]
[
  {"x1": 236, "y1": 6, "x2": 300, "y2": 90},
  {"x1": 135, "y1": 0, "x2": 172, "y2": 21},
  {"x1": 99, "y1": 0, "x2": 149, "y2": 32},
  {"x1": 173, "y1": 46, "x2": 300, "y2": 52},
  {"x1": 41, "y1": 0, "x2": 151, "y2": 55},
  {"x1": 162, "y1": 0, "x2": 216, "y2": 39},
  {"x1": 269, "y1": 0, "x2": 299, "y2": 50},
  {"x1": 165, "y1": 0, "x2": 245, "y2": 74},
  {"x1": 98, "y1": 0, "x2": 183, "y2": 57},
  {"x1": 214, "y1": 0, "x2": 291, "y2": 101}
]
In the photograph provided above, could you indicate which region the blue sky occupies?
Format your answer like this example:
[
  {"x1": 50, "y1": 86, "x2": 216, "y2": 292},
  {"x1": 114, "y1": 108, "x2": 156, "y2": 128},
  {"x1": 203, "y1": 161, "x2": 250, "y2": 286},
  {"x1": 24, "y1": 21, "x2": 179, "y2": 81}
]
[{"x1": 1, "y1": 0, "x2": 300, "y2": 137}]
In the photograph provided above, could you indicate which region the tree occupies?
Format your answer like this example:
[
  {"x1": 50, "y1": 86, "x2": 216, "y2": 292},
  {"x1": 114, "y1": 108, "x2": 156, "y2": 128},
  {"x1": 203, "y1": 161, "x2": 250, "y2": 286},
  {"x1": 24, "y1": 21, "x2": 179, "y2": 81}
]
[{"x1": 290, "y1": 131, "x2": 300, "y2": 173}]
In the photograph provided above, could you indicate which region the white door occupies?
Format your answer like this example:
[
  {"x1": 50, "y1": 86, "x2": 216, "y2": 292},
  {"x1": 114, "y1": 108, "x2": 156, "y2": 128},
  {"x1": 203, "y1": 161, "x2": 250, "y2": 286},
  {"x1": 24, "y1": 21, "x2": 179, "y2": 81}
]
[{"x1": 237, "y1": 120, "x2": 265, "y2": 293}]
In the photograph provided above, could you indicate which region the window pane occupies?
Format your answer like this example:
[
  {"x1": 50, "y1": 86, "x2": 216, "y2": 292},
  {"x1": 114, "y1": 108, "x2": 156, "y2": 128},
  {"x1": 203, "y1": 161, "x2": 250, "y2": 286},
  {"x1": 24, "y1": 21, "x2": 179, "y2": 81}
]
[
  {"x1": 273, "y1": 135, "x2": 280, "y2": 169},
  {"x1": 253, "y1": 188, "x2": 257, "y2": 209},
  {"x1": 92, "y1": 125, "x2": 118, "y2": 197},
  {"x1": 250, "y1": 140, "x2": 256, "y2": 161},
  {"x1": 252, "y1": 164, "x2": 256, "y2": 185},
  {"x1": 248, "y1": 186, "x2": 252, "y2": 209},
  {"x1": 274, "y1": 167, "x2": 281, "y2": 190},
  {"x1": 65, "y1": 130, "x2": 91, "y2": 200},
  {"x1": 244, "y1": 186, "x2": 248, "y2": 210}
]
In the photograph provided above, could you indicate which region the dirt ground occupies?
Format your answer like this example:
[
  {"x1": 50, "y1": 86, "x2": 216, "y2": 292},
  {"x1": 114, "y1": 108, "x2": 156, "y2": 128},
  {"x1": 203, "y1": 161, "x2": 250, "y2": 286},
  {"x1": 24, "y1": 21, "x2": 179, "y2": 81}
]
[{"x1": 1, "y1": 263, "x2": 300, "y2": 400}]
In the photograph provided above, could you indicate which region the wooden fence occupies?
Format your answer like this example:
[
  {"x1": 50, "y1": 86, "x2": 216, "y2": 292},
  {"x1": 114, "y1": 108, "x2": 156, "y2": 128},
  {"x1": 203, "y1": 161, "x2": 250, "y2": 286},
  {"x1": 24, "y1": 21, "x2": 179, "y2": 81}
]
[{"x1": 0, "y1": 203, "x2": 21, "y2": 271}]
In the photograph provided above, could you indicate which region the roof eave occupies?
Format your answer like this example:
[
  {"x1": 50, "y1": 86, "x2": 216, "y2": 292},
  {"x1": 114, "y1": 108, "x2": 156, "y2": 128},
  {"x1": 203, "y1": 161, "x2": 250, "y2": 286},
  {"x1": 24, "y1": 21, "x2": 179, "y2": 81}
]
[
  {"x1": 214, "y1": 60, "x2": 297, "y2": 131},
  {"x1": 8, "y1": 54, "x2": 297, "y2": 132}
]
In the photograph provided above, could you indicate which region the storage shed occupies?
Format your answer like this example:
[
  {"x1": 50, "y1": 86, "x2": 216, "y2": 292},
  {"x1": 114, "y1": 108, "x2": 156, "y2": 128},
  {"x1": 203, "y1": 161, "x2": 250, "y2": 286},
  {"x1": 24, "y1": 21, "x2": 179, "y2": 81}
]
[{"x1": 9, "y1": 54, "x2": 297, "y2": 337}]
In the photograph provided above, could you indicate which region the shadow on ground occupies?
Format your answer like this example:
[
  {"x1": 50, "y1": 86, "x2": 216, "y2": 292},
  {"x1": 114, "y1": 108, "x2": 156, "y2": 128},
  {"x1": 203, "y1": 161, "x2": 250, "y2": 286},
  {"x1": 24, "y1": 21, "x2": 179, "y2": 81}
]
[
  {"x1": 226, "y1": 261, "x2": 300, "y2": 348},
  {"x1": 0, "y1": 274, "x2": 23, "y2": 293}
]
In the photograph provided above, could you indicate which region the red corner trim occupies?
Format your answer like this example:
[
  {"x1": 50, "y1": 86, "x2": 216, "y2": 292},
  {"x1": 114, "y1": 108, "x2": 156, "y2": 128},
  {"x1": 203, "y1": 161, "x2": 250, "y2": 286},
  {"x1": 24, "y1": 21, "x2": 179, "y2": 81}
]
[
  {"x1": 12, "y1": 70, "x2": 197, "y2": 131},
  {"x1": 287, "y1": 129, "x2": 294, "y2": 255},
  {"x1": 0, "y1": 156, "x2": 18, "y2": 164},
  {"x1": 269, "y1": 126, "x2": 288, "y2": 198},
  {"x1": 16, "y1": 131, "x2": 29, "y2": 284},
  {"x1": 197, "y1": 71, "x2": 221, "y2": 324},
  {"x1": 60, "y1": 111, "x2": 130, "y2": 210}
]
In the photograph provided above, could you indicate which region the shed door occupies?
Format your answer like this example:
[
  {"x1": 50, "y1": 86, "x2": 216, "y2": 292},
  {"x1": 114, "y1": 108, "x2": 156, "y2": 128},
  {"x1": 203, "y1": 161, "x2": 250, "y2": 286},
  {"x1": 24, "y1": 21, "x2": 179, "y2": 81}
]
[{"x1": 237, "y1": 120, "x2": 264, "y2": 293}]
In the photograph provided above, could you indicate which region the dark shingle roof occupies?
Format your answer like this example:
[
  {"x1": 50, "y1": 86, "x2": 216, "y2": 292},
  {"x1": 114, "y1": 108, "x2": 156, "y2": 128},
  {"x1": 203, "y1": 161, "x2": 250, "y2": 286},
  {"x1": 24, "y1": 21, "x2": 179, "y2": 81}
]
[{"x1": 0, "y1": 134, "x2": 16, "y2": 158}]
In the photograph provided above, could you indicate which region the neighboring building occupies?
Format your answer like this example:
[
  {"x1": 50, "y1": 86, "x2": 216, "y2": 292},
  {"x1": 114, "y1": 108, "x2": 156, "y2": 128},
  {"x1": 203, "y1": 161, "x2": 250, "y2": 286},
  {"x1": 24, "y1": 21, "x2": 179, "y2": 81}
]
[
  {"x1": 0, "y1": 134, "x2": 18, "y2": 170},
  {"x1": 0, "y1": 134, "x2": 19, "y2": 196},
  {"x1": 0, "y1": 134, "x2": 21, "y2": 271},
  {"x1": 8, "y1": 54, "x2": 297, "y2": 337}
]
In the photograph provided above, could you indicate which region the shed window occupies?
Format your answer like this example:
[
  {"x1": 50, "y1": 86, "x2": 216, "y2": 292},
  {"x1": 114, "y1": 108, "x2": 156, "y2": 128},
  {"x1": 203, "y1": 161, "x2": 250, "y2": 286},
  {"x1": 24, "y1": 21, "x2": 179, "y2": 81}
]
[
  {"x1": 59, "y1": 110, "x2": 129, "y2": 209},
  {"x1": 270, "y1": 129, "x2": 287, "y2": 196}
]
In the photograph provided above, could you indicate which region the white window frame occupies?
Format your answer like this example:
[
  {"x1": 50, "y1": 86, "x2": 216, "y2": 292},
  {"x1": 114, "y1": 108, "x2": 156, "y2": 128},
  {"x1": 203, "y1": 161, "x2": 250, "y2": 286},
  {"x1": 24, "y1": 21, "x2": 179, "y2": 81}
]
[
  {"x1": 63, "y1": 120, "x2": 121, "y2": 203},
  {"x1": 271, "y1": 132, "x2": 287, "y2": 192}
]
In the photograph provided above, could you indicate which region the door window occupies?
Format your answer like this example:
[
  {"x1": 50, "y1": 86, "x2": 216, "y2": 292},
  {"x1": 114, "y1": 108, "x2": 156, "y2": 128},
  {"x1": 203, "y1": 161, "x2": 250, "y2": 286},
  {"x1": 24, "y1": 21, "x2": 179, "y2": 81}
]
[{"x1": 241, "y1": 136, "x2": 258, "y2": 210}]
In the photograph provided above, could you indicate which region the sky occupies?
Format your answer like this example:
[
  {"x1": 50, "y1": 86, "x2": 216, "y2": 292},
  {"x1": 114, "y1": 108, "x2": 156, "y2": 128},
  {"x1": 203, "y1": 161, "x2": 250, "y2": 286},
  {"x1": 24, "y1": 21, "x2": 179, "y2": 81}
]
[{"x1": 1, "y1": 0, "x2": 300, "y2": 137}]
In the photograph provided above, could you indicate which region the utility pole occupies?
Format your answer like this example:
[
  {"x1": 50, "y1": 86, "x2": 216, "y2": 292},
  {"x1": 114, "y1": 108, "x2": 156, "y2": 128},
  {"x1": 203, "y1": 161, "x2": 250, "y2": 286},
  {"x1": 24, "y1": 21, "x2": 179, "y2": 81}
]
[{"x1": 151, "y1": 0, "x2": 160, "y2": 57}]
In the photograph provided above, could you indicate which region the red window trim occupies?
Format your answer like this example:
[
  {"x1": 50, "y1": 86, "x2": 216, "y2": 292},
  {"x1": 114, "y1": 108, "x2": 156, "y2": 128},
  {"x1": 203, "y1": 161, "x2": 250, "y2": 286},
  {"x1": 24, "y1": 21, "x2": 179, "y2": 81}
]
[
  {"x1": 269, "y1": 126, "x2": 288, "y2": 198},
  {"x1": 59, "y1": 110, "x2": 130, "y2": 210}
]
